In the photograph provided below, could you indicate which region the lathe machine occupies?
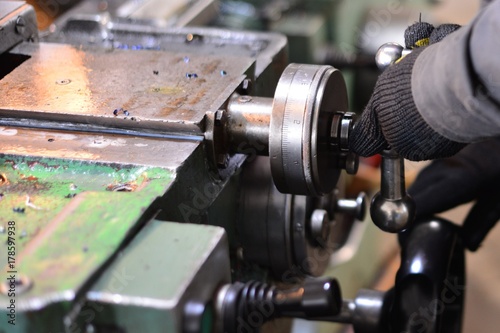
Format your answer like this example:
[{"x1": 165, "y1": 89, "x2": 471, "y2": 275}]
[{"x1": 0, "y1": 1, "x2": 466, "y2": 333}]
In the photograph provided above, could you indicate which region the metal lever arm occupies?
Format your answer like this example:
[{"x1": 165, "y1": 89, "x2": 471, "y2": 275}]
[{"x1": 370, "y1": 149, "x2": 415, "y2": 232}]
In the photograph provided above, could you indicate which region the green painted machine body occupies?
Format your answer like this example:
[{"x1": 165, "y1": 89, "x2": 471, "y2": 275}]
[{"x1": 0, "y1": 155, "x2": 177, "y2": 332}]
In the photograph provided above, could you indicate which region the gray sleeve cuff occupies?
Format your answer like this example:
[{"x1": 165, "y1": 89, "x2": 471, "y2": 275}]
[{"x1": 411, "y1": 3, "x2": 500, "y2": 143}]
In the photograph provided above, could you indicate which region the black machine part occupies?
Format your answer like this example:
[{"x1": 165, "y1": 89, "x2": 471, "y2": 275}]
[
  {"x1": 219, "y1": 278, "x2": 342, "y2": 333},
  {"x1": 238, "y1": 156, "x2": 367, "y2": 279},
  {"x1": 218, "y1": 218, "x2": 465, "y2": 333},
  {"x1": 391, "y1": 218, "x2": 465, "y2": 333}
]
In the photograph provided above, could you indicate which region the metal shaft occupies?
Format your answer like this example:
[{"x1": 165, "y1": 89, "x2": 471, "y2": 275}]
[
  {"x1": 274, "y1": 278, "x2": 342, "y2": 318},
  {"x1": 380, "y1": 149, "x2": 405, "y2": 200},
  {"x1": 226, "y1": 94, "x2": 272, "y2": 155}
]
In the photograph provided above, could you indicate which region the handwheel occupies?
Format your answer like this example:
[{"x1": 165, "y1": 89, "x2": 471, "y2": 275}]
[{"x1": 389, "y1": 218, "x2": 465, "y2": 333}]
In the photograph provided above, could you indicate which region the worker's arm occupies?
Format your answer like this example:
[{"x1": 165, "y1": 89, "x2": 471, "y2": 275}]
[{"x1": 413, "y1": 0, "x2": 500, "y2": 143}]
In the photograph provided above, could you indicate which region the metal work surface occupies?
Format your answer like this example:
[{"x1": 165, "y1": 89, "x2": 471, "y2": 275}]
[
  {"x1": 44, "y1": 24, "x2": 287, "y2": 83},
  {"x1": 1, "y1": 42, "x2": 254, "y2": 134},
  {"x1": 0, "y1": 125, "x2": 201, "y2": 167}
]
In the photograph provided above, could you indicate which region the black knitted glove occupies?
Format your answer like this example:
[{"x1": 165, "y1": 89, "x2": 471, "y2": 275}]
[
  {"x1": 405, "y1": 21, "x2": 434, "y2": 48},
  {"x1": 349, "y1": 23, "x2": 465, "y2": 161},
  {"x1": 408, "y1": 138, "x2": 500, "y2": 250},
  {"x1": 429, "y1": 24, "x2": 461, "y2": 44}
]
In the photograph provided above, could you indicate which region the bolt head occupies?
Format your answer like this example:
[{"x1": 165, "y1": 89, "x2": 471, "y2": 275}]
[
  {"x1": 216, "y1": 154, "x2": 228, "y2": 168},
  {"x1": 214, "y1": 110, "x2": 224, "y2": 126},
  {"x1": 15, "y1": 16, "x2": 26, "y2": 35},
  {"x1": 310, "y1": 209, "x2": 330, "y2": 245},
  {"x1": 237, "y1": 95, "x2": 252, "y2": 103},
  {"x1": 240, "y1": 79, "x2": 252, "y2": 94},
  {"x1": 344, "y1": 152, "x2": 359, "y2": 175}
]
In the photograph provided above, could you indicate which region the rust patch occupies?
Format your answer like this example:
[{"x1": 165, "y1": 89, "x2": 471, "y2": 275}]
[
  {"x1": 158, "y1": 95, "x2": 189, "y2": 116},
  {"x1": 4, "y1": 160, "x2": 17, "y2": 170},
  {"x1": 27, "y1": 160, "x2": 56, "y2": 170},
  {"x1": 27, "y1": 161, "x2": 39, "y2": 169},
  {"x1": 6, "y1": 178, "x2": 50, "y2": 194},
  {"x1": 189, "y1": 88, "x2": 207, "y2": 106},
  {"x1": 16, "y1": 85, "x2": 28, "y2": 92},
  {"x1": 0, "y1": 173, "x2": 7, "y2": 185},
  {"x1": 106, "y1": 181, "x2": 138, "y2": 192},
  {"x1": 160, "y1": 106, "x2": 176, "y2": 116},
  {"x1": 121, "y1": 97, "x2": 139, "y2": 112},
  {"x1": 201, "y1": 60, "x2": 222, "y2": 75},
  {"x1": 106, "y1": 173, "x2": 150, "y2": 192},
  {"x1": 171, "y1": 95, "x2": 189, "y2": 107}
]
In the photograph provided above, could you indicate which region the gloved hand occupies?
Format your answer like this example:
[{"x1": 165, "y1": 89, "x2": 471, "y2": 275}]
[
  {"x1": 349, "y1": 22, "x2": 466, "y2": 161},
  {"x1": 408, "y1": 138, "x2": 500, "y2": 250}
]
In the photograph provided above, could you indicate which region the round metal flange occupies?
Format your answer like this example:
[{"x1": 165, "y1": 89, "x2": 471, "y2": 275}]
[
  {"x1": 238, "y1": 157, "x2": 337, "y2": 280},
  {"x1": 270, "y1": 63, "x2": 348, "y2": 196},
  {"x1": 238, "y1": 157, "x2": 294, "y2": 279}
]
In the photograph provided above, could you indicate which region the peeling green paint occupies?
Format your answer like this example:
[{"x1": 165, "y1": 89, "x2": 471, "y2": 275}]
[{"x1": 0, "y1": 154, "x2": 173, "y2": 305}]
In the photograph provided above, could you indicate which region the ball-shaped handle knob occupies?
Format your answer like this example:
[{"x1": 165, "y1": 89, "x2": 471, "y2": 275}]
[
  {"x1": 370, "y1": 192, "x2": 416, "y2": 233},
  {"x1": 375, "y1": 42, "x2": 404, "y2": 71}
]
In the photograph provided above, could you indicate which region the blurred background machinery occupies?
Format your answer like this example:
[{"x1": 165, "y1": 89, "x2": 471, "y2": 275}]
[{"x1": 0, "y1": 0, "x2": 485, "y2": 333}]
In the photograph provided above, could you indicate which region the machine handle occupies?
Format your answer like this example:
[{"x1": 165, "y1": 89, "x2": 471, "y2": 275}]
[
  {"x1": 369, "y1": 43, "x2": 416, "y2": 233},
  {"x1": 370, "y1": 149, "x2": 415, "y2": 233},
  {"x1": 220, "y1": 278, "x2": 342, "y2": 333}
]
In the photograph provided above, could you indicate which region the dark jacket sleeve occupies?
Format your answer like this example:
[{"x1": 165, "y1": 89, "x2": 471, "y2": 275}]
[{"x1": 411, "y1": 0, "x2": 500, "y2": 143}]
